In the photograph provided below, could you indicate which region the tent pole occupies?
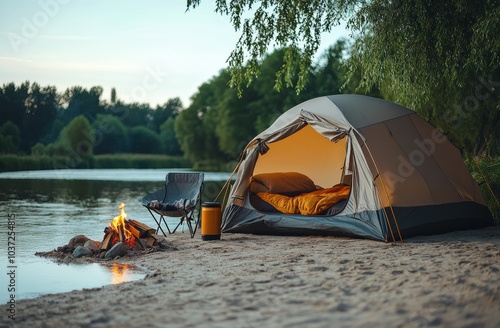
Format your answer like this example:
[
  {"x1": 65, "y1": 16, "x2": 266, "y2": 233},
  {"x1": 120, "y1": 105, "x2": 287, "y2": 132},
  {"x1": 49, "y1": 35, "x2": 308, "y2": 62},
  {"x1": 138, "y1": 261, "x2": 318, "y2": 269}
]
[
  {"x1": 374, "y1": 175, "x2": 397, "y2": 243},
  {"x1": 360, "y1": 137, "x2": 404, "y2": 243},
  {"x1": 213, "y1": 146, "x2": 246, "y2": 207}
]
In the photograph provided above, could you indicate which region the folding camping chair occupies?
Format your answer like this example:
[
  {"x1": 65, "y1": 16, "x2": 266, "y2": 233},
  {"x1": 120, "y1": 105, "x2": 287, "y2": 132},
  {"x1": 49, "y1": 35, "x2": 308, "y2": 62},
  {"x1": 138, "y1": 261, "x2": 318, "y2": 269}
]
[{"x1": 141, "y1": 172, "x2": 204, "y2": 238}]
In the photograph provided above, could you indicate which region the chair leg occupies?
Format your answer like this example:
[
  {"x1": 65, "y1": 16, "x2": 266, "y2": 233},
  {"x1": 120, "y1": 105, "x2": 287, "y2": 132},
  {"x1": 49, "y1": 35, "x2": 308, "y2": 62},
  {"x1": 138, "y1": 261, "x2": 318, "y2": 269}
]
[
  {"x1": 186, "y1": 219, "x2": 195, "y2": 238},
  {"x1": 147, "y1": 208, "x2": 170, "y2": 236},
  {"x1": 191, "y1": 210, "x2": 201, "y2": 237},
  {"x1": 171, "y1": 219, "x2": 184, "y2": 233},
  {"x1": 188, "y1": 213, "x2": 199, "y2": 238},
  {"x1": 159, "y1": 216, "x2": 173, "y2": 235},
  {"x1": 170, "y1": 215, "x2": 196, "y2": 238}
]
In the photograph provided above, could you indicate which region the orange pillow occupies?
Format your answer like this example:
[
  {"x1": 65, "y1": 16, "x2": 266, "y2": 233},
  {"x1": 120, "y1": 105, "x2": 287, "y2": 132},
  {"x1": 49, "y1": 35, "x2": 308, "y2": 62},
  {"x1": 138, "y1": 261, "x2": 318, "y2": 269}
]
[{"x1": 249, "y1": 172, "x2": 316, "y2": 196}]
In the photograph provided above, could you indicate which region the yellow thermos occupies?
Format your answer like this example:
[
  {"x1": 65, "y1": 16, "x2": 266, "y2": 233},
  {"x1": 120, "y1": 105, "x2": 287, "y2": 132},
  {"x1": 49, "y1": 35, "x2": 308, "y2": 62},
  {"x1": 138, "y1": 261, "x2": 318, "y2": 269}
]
[{"x1": 201, "y1": 202, "x2": 222, "y2": 240}]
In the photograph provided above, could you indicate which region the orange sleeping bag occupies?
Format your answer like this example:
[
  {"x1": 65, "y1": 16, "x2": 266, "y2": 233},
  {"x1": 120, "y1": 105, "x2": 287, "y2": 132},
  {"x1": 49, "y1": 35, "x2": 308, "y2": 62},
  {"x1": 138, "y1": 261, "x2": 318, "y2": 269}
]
[{"x1": 257, "y1": 184, "x2": 350, "y2": 215}]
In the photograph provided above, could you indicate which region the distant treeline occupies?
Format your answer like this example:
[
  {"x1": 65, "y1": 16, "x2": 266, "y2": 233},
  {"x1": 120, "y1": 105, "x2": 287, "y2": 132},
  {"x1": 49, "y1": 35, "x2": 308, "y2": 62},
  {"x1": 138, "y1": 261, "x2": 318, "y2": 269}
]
[
  {"x1": 0, "y1": 40, "x2": 498, "y2": 173},
  {"x1": 0, "y1": 40, "x2": 373, "y2": 171},
  {"x1": 0, "y1": 154, "x2": 191, "y2": 172}
]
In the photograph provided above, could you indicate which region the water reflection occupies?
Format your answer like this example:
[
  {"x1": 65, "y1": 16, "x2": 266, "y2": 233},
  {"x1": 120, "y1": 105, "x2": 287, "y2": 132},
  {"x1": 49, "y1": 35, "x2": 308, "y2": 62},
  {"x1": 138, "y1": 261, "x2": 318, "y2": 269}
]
[{"x1": 110, "y1": 263, "x2": 135, "y2": 285}]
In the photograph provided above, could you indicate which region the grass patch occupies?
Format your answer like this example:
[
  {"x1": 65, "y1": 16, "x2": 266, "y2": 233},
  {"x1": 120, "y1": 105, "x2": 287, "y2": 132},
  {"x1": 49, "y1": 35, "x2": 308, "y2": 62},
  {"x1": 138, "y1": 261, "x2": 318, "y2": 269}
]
[
  {"x1": 92, "y1": 154, "x2": 191, "y2": 169},
  {"x1": 0, "y1": 154, "x2": 191, "y2": 172},
  {"x1": 466, "y1": 157, "x2": 500, "y2": 224}
]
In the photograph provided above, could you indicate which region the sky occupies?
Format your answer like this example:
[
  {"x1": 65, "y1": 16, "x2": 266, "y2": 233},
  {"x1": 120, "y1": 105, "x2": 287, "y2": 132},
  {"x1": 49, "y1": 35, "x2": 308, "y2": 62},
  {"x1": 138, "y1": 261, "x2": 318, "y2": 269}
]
[{"x1": 0, "y1": 0, "x2": 349, "y2": 107}]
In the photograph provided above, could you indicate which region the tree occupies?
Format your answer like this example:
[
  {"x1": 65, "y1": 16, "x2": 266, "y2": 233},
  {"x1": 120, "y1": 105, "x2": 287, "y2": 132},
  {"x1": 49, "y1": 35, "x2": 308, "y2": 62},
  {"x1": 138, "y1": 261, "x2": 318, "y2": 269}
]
[
  {"x1": 31, "y1": 142, "x2": 45, "y2": 156},
  {"x1": 175, "y1": 79, "x2": 226, "y2": 164},
  {"x1": 187, "y1": 0, "x2": 357, "y2": 94},
  {"x1": 148, "y1": 97, "x2": 183, "y2": 132},
  {"x1": 22, "y1": 83, "x2": 59, "y2": 152},
  {"x1": 187, "y1": 0, "x2": 499, "y2": 155},
  {"x1": 62, "y1": 86, "x2": 104, "y2": 123},
  {"x1": 0, "y1": 82, "x2": 28, "y2": 129},
  {"x1": 111, "y1": 88, "x2": 117, "y2": 104},
  {"x1": 92, "y1": 114, "x2": 128, "y2": 154},
  {"x1": 128, "y1": 126, "x2": 161, "y2": 154},
  {"x1": 0, "y1": 121, "x2": 21, "y2": 154},
  {"x1": 347, "y1": 0, "x2": 499, "y2": 155},
  {"x1": 0, "y1": 81, "x2": 59, "y2": 153},
  {"x1": 159, "y1": 117, "x2": 182, "y2": 156},
  {"x1": 58, "y1": 115, "x2": 94, "y2": 159},
  {"x1": 110, "y1": 101, "x2": 152, "y2": 128}
]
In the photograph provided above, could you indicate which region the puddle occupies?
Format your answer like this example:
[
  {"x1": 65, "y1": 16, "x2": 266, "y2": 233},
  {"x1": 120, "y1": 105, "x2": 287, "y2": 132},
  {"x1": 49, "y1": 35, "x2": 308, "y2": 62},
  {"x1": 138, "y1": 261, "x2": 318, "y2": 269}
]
[{"x1": 0, "y1": 257, "x2": 147, "y2": 303}]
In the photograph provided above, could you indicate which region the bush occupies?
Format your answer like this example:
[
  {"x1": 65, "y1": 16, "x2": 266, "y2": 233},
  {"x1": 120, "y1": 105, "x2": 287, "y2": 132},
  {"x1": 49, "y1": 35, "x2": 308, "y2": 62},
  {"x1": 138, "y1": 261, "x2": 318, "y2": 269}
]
[
  {"x1": 193, "y1": 160, "x2": 230, "y2": 172},
  {"x1": 0, "y1": 154, "x2": 192, "y2": 172},
  {"x1": 31, "y1": 142, "x2": 45, "y2": 156},
  {"x1": 467, "y1": 157, "x2": 500, "y2": 224},
  {"x1": 92, "y1": 154, "x2": 191, "y2": 169},
  {"x1": 128, "y1": 127, "x2": 161, "y2": 154},
  {"x1": 0, "y1": 155, "x2": 91, "y2": 171}
]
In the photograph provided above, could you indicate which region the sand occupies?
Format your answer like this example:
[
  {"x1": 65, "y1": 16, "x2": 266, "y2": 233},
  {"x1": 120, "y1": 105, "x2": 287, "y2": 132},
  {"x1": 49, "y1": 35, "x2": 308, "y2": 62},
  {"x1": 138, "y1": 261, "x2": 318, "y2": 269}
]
[{"x1": 2, "y1": 226, "x2": 500, "y2": 328}]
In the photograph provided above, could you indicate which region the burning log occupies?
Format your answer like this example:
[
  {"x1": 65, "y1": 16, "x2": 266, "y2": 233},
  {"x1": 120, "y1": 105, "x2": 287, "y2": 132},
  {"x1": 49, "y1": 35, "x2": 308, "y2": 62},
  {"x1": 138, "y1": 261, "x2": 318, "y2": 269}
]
[
  {"x1": 100, "y1": 227, "x2": 114, "y2": 251},
  {"x1": 100, "y1": 203, "x2": 160, "y2": 253},
  {"x1": 127, "y1": 220, "x2": 156, "y2": 238}
]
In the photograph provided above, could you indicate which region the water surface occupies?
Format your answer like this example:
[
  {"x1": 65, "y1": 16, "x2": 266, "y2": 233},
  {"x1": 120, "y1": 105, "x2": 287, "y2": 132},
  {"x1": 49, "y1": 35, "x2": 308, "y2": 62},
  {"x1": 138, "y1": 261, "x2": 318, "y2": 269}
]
[{"x1": 0, "y1": 169, "x2": 230, "y2": 303}]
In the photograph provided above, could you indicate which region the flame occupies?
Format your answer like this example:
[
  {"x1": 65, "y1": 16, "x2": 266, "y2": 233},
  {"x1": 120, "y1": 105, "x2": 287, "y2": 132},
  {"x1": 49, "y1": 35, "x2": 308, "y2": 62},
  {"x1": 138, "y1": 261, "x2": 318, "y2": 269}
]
[{"x1": 109, "y1": 203, "x2": 134, "y2": 246}]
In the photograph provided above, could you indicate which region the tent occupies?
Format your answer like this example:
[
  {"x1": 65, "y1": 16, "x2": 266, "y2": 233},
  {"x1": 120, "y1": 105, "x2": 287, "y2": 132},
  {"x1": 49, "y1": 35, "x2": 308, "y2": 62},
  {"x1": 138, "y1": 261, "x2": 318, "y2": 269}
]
[{"x1": 221, "y1": 94, "x2": 493, "y2": 241}]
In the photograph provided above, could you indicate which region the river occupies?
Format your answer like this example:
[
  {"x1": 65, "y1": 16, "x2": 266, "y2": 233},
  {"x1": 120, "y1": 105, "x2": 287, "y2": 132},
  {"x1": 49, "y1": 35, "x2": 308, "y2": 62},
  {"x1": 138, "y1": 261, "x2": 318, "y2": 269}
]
[{"x1": 0, "y1": 169, "x2": 231, "y2": 303}]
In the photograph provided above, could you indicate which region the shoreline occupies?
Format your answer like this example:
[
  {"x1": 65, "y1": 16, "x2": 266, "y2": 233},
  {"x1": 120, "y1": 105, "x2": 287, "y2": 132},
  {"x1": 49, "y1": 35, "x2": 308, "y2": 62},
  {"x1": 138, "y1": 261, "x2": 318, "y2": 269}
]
[{"x1": 3, "y1": 226, "x2": 500, "y2": 327}]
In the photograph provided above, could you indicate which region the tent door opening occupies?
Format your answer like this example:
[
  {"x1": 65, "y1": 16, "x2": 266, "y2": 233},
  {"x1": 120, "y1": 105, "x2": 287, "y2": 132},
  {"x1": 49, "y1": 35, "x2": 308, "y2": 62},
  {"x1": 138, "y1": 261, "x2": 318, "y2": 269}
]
[{"x1": 249, "y1": 124, "x2": 351, "y2": 216}]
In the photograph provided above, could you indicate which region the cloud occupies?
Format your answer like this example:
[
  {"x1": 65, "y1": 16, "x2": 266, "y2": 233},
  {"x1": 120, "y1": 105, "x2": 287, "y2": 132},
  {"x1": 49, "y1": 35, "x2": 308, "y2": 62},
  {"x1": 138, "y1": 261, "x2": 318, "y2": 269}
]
[
  {"x1": 39, "y1": 35, "x2": 98, "y2": 41},
  {"x1": 41, "y1": 60, "x2": 139, "y2": 73},
  {"x1": 0, "y1": 56, "x2": 33, "y2": 63}
]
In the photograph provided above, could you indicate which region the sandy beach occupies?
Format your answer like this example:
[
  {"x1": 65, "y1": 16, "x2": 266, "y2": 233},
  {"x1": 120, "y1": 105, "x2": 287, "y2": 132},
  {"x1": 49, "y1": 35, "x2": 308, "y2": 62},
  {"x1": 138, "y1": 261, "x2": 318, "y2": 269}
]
[{"x1": 3, "y1": 226, "x2": 500, "y2": 328}]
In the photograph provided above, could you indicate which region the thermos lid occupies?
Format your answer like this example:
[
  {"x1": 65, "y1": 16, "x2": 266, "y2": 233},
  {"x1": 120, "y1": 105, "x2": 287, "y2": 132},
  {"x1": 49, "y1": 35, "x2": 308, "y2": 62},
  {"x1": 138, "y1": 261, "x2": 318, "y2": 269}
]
[{"x1": 202, "y1": 202, "x2": 221, "y2": 208}]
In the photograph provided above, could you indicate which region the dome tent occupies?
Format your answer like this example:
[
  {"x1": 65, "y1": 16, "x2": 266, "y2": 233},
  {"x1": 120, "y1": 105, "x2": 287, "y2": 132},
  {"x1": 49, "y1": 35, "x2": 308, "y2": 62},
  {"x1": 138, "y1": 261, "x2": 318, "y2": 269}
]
[{"x1": 221, "y1": 95, "x2": 493, "y2": 241}]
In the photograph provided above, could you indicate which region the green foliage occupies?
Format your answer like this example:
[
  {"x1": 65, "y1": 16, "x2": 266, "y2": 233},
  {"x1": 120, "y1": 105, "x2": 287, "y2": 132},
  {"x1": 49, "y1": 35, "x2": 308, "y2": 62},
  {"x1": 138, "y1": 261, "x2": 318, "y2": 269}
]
[
  {"x1": 0, "y1": 82, "x2": 58, "y2": 153},
  {"x1": 0, "y1": 82, "x2": 28, "y2": 129},
  {"x1": 0, "y1": 154, "x2": 190, "y2": 172},
  {"x1": 61, "y1": 86, "x2": 104, "y2": 123},
  {"x1": 0, "y1": 155, "x2": 52, "y2": 171},
  {"x1": 188, "y1": 0, "x2": 498, "y2": 156},
  {"x1": 110, "y1": 101, "x2": 151, "y2": 128},
  {"x1": 175, "y1": 103, "x2": 204, "y2": 163},
  {"x1": 92, "y1": 114, "x2": 128, "y2": 154},
  {"x1": 175, "y1": 41, "x2": 361, "y2": 164},
  {"x1": 193, "y1": 160, "x2": 231, "y2": 172},
  {"x1": 44, "y1": 142, "x2": 69, "y2": 157},
  {"x1": 127, "y1": 126, "x2": 161, "y2": 154},
  {"x1": 187, "y1": 0, "x2": 356, "y2": 95},
  {"x1": 0, "y1": 121, "x2": 21, "y2": 154},
  {"x1": 159, "y1": 117, "x2": 182, "y2": 156},
  {"x1": 0, "y1": 81, "x2": 184, "y2": 161},
  {"x1": 175, "y1": 74, "x2": 229, "y2": 164},
  {"x1": 347, "y1": 0, "x2": 500, "y2": 156},
  {"x1": 466, "y1": 157, "x2": 500, "y2": 223},
  {"x1": 31, "y1": 142, "x2": 45, "y2": 156},
  {"x1": 58, "y1": 115, "x2": 94, "y2": 159},
  {"x1": 149, "y1": 98, "x2": 183, "y2": 132},
  {"x1": 111, "y1": 88, "x2": 117, "y2": 104},
  {"x1": 92, "y1": 154, "x2": 190, "y2": 169}
]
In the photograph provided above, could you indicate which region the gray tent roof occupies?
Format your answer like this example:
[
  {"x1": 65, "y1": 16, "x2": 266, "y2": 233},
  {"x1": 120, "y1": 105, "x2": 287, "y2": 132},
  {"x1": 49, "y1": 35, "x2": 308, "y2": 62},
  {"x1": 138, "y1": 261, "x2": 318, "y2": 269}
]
[{"x1": 327, "y1": 95, "x2": 413, "y2": 129}]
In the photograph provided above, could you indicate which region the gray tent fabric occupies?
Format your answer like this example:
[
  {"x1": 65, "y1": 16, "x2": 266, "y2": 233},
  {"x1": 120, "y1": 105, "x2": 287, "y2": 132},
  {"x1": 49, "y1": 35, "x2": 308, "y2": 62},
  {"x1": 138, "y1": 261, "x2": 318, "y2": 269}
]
[{"x1": 221, "y1": 95, "x2": 493, "y2": 241}]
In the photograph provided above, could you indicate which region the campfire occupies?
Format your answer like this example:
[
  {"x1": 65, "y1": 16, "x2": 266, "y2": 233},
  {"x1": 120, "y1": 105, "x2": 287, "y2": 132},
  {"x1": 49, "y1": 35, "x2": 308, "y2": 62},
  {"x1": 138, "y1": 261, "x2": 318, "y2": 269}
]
[
  {"x1": 35, "y1": 203, "x2": 172, "y2": 262},
  {"x1": 100, "y1": 203, "x2": 164, "y2": 254}
]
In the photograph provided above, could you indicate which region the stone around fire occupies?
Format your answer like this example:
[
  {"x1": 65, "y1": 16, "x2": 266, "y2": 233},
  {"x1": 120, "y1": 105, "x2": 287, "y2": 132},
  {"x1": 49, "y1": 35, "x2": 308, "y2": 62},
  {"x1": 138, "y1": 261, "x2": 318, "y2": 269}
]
[{"x1": 105, "y1": 242, "x2": 127, "y2": 260}]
